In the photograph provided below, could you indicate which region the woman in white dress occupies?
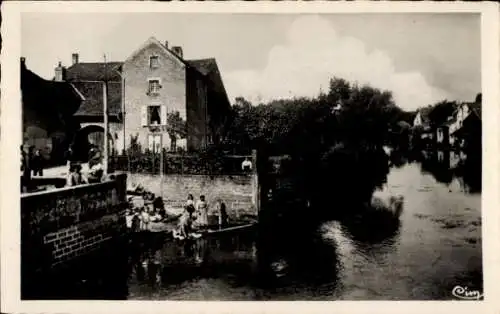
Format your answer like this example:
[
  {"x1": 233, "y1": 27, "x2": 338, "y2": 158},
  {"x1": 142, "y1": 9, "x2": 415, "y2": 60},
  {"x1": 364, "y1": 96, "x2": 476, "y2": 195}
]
[{"x1": 194, "y1": 195, "x2": 209, "y2": 228}]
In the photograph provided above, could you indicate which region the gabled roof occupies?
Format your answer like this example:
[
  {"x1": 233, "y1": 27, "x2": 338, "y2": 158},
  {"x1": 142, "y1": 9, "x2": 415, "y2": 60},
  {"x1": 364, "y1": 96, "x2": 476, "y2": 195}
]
[
  {"x1": 64, "y1": 37, "x2": 230, "y2": 117},
  {"x1": 416, "y1": 106, "x2": 432, "y2": 123},
  {"x1": 71, "y1": 81, "x2": 122, "y2": 117},
  {"x1": 124, "y1": 37, "x2": 186, "y2": 69},
  {"x1": 187, "y1": 58, "x2": 230, "y2": 107},
  {"x1": 187, "y1": 58, "x2": 216, "y2": 76},
  {"x1": 66, "y1": 62, "x2": 123, "y2": 82}
]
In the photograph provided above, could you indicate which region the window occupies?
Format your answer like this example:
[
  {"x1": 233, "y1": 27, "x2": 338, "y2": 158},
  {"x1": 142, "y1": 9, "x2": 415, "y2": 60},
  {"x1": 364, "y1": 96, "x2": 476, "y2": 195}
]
[
  {"x1": 149, "y1": 56, "x2": 159, "y2": 69},
  {"x1": 148, "y1": 134, "x2": 162, "y2": 153},
  {"x1": 148, "y1": 105, "x2": 161, "y2": 126},
  {"x1": 148, "y1": 79, "x2": 161, "y2": 95},
  {"x1": 141, "y1": 104, "x2": 167, "y2": 127}
]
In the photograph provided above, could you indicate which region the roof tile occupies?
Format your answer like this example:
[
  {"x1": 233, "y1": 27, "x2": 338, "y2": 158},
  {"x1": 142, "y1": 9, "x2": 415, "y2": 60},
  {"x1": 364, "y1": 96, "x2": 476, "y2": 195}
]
[{"x1": 71, "y1": 81, "x2": 122, "y2": 117}]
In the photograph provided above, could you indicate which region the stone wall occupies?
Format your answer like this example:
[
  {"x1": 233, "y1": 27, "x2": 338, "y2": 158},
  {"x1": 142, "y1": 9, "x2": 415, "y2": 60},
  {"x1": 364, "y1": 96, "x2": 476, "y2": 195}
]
[
  {"x1": 21, "y1": 173, "x2": 128, "y2": 274},
  {"x1": 128, "y1": 173, "x2": 258, "y2": 218}
]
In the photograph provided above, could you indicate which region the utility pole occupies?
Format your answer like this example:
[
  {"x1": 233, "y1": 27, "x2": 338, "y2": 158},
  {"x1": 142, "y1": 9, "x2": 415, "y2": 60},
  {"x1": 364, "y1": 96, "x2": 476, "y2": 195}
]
[
  {"x1": 160, "y1": 133, "x2": 164, "y2": 200},
  {"x1": 103, "y1": 54, "x2": 109, "y2": 175},
  {"x1": 122, "y1": 76, "x2": 126, "y2": 157}
]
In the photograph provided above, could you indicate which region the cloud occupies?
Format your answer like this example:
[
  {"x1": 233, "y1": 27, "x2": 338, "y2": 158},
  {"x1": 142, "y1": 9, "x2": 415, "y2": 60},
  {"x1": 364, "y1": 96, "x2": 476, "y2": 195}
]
[{"x1": 222, "y1": 15, "x2": 450, "y2": 111}]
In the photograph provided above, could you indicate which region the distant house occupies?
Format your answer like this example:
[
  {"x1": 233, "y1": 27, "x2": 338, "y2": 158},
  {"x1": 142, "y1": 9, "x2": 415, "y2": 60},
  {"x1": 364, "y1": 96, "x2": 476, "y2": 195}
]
[
  {"x1": 54, "y1": 36, "x2": 231, "y2": 157},
  {"x1": 412, "y1": 106, "x2": 433, "y2": 141},
  {"x1": 436, "y1": 122, "x2": 450, "y2": 146},
  {"x1": 21, "y1": 57, "x2": 82, "y2": 164},
  {"x1": 448, "y1": 100, "x2": 482, "y2": 149}
]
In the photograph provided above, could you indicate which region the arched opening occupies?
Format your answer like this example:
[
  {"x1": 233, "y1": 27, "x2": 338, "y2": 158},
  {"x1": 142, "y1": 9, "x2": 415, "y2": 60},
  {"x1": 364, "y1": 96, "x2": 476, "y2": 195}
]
[{"x1": 72, "y1": 125, "x2": 114, "y2": 162}]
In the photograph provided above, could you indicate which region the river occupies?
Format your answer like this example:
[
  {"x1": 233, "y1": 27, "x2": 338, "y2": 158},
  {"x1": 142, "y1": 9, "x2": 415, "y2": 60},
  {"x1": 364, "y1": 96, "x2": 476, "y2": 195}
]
[
  {"x1": 34, "y1": 151, "x2": 482, "y2": 300},
  {"x1": 124, "y1": 152, "x2": 482, "y2": 301}
]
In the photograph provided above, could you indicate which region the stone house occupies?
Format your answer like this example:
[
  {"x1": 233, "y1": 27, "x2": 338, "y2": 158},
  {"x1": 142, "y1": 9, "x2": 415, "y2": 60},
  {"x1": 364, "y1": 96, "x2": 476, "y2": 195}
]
[{"x1": 55, "y1": 36, "x2": 231, "y2": 157}]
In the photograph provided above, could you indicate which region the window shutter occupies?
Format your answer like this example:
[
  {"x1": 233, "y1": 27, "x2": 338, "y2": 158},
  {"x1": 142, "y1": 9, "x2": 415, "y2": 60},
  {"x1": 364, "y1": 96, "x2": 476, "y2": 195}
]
[
  {"x1": 148, "y1": 135, "x2": 154, "y2": 152},
  {"x1": 141, "y1": 106, "x2": 148, "y2": 127},
  {"x1": 160, "y1": 105, "x2": 167, "y2": 126}
]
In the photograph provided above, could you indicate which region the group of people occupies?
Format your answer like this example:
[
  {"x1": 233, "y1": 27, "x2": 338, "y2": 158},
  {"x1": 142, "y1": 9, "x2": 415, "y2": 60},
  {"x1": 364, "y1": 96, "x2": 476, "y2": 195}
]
[
  {"x1": 125, "y1": 196, "x2": 167, "y2": 233},
  {"x1": 20, "y1": 145, "x2": 46, "y2": 192},
  {"x1": 20, "y1": 146, "x2": 45, "y2": 175},
  {"x1": 174, "y1": 194, "x2": 229, "y2": 240},
  {"x1": 66, "y1": 146, "x2": 105, "y2": 187}
]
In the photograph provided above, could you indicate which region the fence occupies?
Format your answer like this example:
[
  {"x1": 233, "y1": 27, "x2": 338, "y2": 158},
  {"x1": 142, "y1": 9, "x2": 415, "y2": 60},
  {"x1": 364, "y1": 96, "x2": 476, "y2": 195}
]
[{"x1": 110, "y1": 152, "x2": 254, "y2": 176}]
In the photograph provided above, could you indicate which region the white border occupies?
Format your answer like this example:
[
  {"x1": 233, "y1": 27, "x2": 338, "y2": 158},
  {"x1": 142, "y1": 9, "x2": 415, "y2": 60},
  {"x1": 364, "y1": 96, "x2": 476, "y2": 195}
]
[{"x1": 2, "y1": 2, "x2": 499, "y2": 314}]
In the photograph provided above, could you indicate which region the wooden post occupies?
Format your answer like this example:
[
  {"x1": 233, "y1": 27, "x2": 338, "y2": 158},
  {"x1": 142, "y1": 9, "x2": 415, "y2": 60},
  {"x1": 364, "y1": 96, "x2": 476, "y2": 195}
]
[
  {"x1": 251, "y1": 149, "x2": 260, "y2": 214},
  {"x1": 160, "y1": 134, "x2": 164, "y2": 199},
  {"x1": 103, "y1": 80, "x2": 109, "y2": 175}
]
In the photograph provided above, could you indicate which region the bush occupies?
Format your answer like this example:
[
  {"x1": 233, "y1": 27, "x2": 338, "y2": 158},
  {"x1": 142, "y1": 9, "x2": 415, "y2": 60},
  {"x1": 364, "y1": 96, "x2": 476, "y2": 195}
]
[{"x1": 111, "y1": 147, "x2": 252, "y2": 176}]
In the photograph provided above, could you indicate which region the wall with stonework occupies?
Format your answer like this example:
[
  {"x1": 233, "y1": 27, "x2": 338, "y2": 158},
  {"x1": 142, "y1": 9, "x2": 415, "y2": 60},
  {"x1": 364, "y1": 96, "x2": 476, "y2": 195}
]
[
  {"x1": 128, "y1": 173, "x2": 258, "y2": 219},
  {"x1": 21, "y1": 173, "x2": 128, "y2": 277}
]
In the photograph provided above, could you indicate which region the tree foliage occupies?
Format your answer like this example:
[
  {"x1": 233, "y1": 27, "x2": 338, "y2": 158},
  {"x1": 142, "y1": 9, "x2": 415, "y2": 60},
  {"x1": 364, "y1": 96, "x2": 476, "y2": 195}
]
[
  {"x1": 166, "y1": 111, "x2": 187, "y2": 151},
  {"x1": 226, "y1": 77, "x2": 410, "y2": 155}
]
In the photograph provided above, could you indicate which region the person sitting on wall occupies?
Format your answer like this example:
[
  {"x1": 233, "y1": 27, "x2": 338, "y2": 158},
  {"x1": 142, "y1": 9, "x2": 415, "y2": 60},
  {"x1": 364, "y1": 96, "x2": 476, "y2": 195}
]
[
  {"x1": 241, "y1": 157, "x2": 252, "y2": 172},
  {"x1": 67, "y1": 162, "x2": 87, "y2": 187},
  {"x1": 88, "y1": 146, "x2": 102, "y2": 169},
  {"x1": 88, "y1": 162, "x2": 104, "y2": 184}
]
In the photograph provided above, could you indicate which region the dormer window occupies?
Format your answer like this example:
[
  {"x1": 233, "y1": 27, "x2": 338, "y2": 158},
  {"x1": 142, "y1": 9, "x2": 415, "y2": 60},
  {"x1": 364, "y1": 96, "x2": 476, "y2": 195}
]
[{"x1": 149, "y1": 56, "x2": 159, "y2": 69}]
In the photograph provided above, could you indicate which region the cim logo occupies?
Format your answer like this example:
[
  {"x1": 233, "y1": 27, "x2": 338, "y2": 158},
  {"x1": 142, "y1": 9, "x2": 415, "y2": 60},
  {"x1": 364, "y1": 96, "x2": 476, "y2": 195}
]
[{"x1": 452, "y1": 285, "x2": 484, "y2": 300}]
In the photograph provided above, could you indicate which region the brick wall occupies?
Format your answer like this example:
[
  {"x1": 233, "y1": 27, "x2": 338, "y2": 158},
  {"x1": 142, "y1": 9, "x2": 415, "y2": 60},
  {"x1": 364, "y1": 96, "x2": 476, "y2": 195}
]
[
  {"x1": 128, "y1": 173, "x2": 258, "y2": 218},
  {"x1": 123, "y1": 39, "x2": 187, "y2": 151},
  {"x1": 42, "y1": 213, "x2": 124, "y2": 266},
  {"x1": 21, "y1": 173, "x2": 128, "y2": 273}
]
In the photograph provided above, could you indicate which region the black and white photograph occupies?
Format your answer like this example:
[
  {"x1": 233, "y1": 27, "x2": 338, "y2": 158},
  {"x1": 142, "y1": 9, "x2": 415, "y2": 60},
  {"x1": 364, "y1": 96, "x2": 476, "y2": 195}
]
[{"x1": 1, "y1": 2, "x2": 500, "y2": 313}]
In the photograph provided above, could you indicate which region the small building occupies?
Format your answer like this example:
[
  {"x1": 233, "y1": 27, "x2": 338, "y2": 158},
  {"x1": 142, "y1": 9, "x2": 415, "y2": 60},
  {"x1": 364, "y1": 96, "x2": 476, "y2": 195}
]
[
  {"x1": 54, "y1": 36, "x2": 231, "y2": 157},
  {"x1": 448, "y1": 100, "x2": 482, "y2": 150},
  {"x1": 21, "y1": 57, "x2": 82, "y2": 165},
  {"x1": 412, "y1": 106, "x2": 434, "y2": 149},
  {"x1": 436, "y1": 120, "x2": 453, "y2": 147},
  {"x1": 412, "y1": 106, "x2": 434, "y2": 140}
]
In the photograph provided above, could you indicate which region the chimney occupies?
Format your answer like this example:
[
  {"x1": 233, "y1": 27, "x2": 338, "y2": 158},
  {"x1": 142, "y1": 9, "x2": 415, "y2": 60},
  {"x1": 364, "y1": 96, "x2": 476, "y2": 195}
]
[
  {"x1": 72, "y1": 53, "x2": 79, "y2": 65},
  {"x1": 171, "y1": 46, "x2": 183, "y2": 59},
  {"x1": 164, "y1": 41, "x2": 169, "y2": 49},
  {"x1": 54, "y1": 61, "x2": 66, "y2": 82}
]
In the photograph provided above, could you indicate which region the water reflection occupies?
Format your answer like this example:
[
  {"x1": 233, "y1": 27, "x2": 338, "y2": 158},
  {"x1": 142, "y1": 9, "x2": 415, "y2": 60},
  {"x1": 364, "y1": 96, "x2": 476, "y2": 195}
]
[
  {"x1": 390, "y1": 149, "x2": 481, "y2": 194},
  {"x1": 126, "y1": 222, "x2": 342, "y2": 300}
]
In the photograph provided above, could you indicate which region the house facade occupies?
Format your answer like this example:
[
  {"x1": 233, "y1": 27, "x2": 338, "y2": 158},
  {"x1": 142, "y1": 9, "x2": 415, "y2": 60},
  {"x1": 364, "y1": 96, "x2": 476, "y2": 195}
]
[
  {"x1": 448, "y1": 102, "x2": 481, "y2": 148},
  {"x1": 412, "y1": 106, "x2": 434, "y2": 142},
  {"x1": 55, "y1": 37, "x2": 231, "y2": 157}
]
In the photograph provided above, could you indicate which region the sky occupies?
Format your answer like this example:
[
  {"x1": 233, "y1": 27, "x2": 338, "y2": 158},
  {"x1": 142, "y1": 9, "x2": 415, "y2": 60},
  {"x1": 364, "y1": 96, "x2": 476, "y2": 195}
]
[{"x1": 21, "y1": 13, "x2": 481, "y2": 111}]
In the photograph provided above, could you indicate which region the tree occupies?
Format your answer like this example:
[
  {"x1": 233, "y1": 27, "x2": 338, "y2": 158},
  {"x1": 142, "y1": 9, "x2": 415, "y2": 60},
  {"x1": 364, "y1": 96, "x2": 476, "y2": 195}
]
[
  {"x1": 166, "y1": 111, "x2": 187, "y2": 152},
  {"x1": 427, "y1": 100, "x2": 457, "y2": 128}
]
